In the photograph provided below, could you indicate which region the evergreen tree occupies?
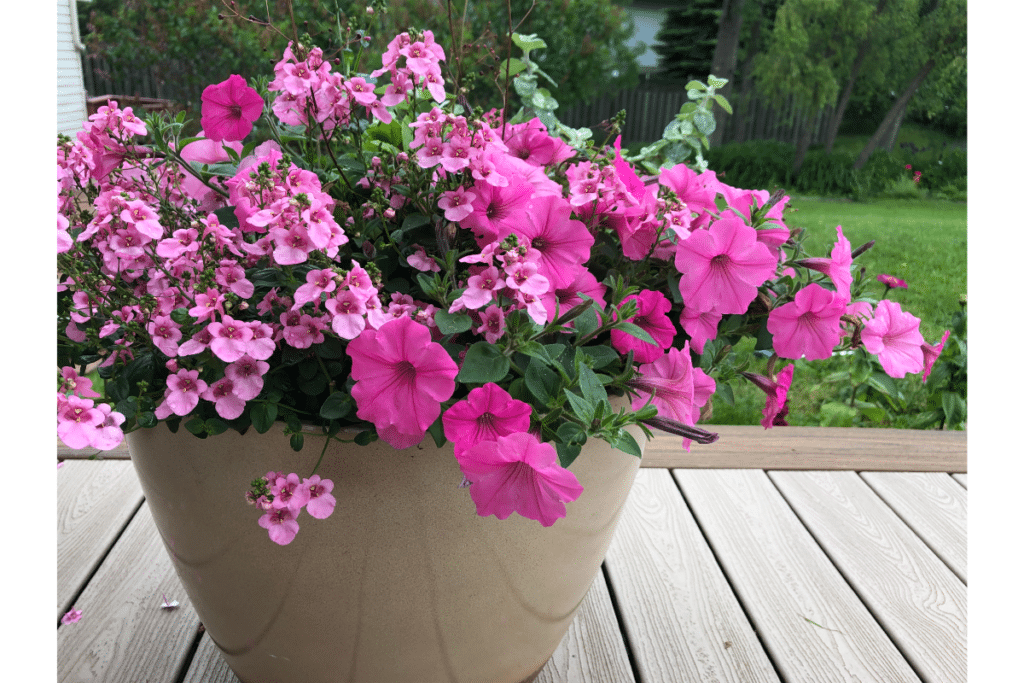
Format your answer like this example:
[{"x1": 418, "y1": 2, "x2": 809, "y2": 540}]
[{"x1": 651, "y1": 1, "x2": 721, "y2": 84}]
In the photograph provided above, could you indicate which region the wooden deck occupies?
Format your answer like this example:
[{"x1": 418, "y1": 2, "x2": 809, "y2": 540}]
[{"x1": 57, "y1": 428, "x2": 966, "y2": 683}]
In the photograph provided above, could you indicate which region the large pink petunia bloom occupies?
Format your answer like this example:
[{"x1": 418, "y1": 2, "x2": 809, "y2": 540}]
[
  {"x1": 678, "y1": 307, "x2": 721, "y2": 355},
  {"x1": 674, "y1": 213, "x2": 778, "y2": 315},
  {"x1": 347, "y1": 316, "x2": 459, "y2": 448},
  {"x1": 742, "y1": 364, "x2": 794, "y2": 429},
  {"x1": 628, "y1": 343, "x2": 715, "y2": 427},
  {"x1": 611, "y1": 289, "x2": 675, "y2": 363},
  {"x1": 201, "y1": 74, "x2": 265, "y2": 142},
  {"x1": 460, "y1": 177, "x2": 535, "y2": 244},
  {"x1": 921, "y1": 330, "x2": 950, "y2": 383},
  {"x1": 657, "y1": 162, "x2": 718, "y2": 226},
  {"x1": 518, "y1": 194, "x2": 594, "y2": 290},
  {"x1": 860, "y1": 300, "x2": 925, "y2": 378},
  {"x1": 457, "y1": 433, "x2": 584, "y2": 527},
  {"x1": 442, "y1": 383, "x2": 532, "y2": 456},
  {"x1": 540, "y1": 269, "x2": 607, "y2": 324},
  {"x1": 767, "y1": 284, "x2": 846, "y2": 361}
]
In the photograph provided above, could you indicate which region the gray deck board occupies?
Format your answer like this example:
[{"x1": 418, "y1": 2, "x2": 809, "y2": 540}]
[{"x1": 769, "y1": 471, "x2": 967, "y2": 683}]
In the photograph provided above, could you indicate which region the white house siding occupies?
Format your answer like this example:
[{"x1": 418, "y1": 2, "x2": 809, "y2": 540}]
[{"x1": 57, "y1": 0, "x2": 87, "y2": 136}]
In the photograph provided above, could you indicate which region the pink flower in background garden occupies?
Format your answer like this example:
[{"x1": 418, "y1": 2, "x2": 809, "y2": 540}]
[
  {"x1": 457, "y1": 432, "x2": 584, "y2": 527},
  {"x1": 611, "y1": 290, "x2": 675, "y2": 363},
  {"x1": 347, "y1": 316, "x2": 459, "y2": 448},
  {"x1": 674, "y1": 213, "x2": 778, "y2": 314},
  {"x1": 767, "y1": 284, "x2": 846, "y2": 360},
  {"x1": 443, "y1": 383, "x2": 532, "y2": 456},
  {"x1": 258, "y1": 506, "x2": 301, "y2": 545},
  {"x1": 201, "y1": 75, "x2": 264, "y2": 142},
  {"x1": 921, "y1": 330, "x2": 951, "y2": 383},
  {"x1": 302, "y1": 476, "x2": 336, "y2": 519},
  {"x1": 877, "y1": 273, "x2": 908, "y2": 289},
  {"x1": 860, "y1": 300, "x2": 925, "y2": 378},
  {"x1": 742, "y1": 365, "x2": 795, "y2": 429},
  {"x1": 61, "y1": 608, "x2": 83, "y2": 625}
]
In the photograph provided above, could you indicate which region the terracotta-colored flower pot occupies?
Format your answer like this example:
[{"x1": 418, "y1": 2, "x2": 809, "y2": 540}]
[{"x1": 126, "y1": 419, "x2": 645, "y2": 683}]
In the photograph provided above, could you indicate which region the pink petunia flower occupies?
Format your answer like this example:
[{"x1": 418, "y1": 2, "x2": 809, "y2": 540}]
[
  {"x1": 457, "y1": 432, "x2": 584, "y2": 527},
  {"x1": 200, "y1": 74, "x2": 265, "y2": 142},
  {"x1": 611, "y1": 290, "x2": 676, "y2": 363},
  {"x1": 921, "y1": 330, "x2": 951, "y2": 383},
  {"x1": 442, "y1": 383, "x2": 532, "y2": 456},
  {"x1": 742, "y1": 364, "x2": 795, "y2": 429},
  {"x1": 798, "y1": 225, "x2": 853, "y2": 303},
  {"x1": 674, "y1": 213, "x2": 778, "y2": 315},
  {"x1": 766, "y1": 284, "x2": 846, "y2": 361},
  {"x1": 678, "y1": 307, "x2": 721, "y2": 355},
  {"x1": 518, "y1": 194, "x2": 594, "y2": 290},
  {"x1": 860, "y1": 300, "x2": 925, "y2": 378},
  {"x1": 346, "y1": 316, "x2": 459, "y2": 448},
  {"x1": 628, "y1": 343, "x2": 715, "y2": 431}
]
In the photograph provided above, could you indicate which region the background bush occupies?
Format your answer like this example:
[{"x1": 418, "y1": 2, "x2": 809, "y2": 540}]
[{"x1": 704, "y1": 140, "x2": 966, "y2": 200}]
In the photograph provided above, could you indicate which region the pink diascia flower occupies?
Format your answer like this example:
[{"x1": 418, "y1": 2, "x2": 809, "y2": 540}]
[
  {"x1": 302, "y1": 475, "x2": 336, "y2": 519},
  {"x1": 674, "y1": 213, "x2": 778, "y2": 315},
  {"x1": 860, "y1": 300, "x2": 925, "y2": 378},
  {"x1": 258, "y1": 507, "x2": 301, "y2": 545},
  {"x1": 457, "y1": 433, "x2": 584, "y2": 527},
  {"x1": 61, "y1": 608, "x2": 83, "y2": 625},
  {"x1": 346, "y1": 316, "x2": 459, "y2": 448},
  {"x1": 611, "y1": 290, "x2": 676, "y2": 363},
  {"x1": 200, "y1": 74, "x2": 265, "y2": 142},
  {"x1": 766, "y1": 284, "x2": 846, "y2": 361},
  {"x1": 442, "y1": 383, "x2": 532, "y2": 456},
  {"x1": 921, "y1": 330, "x2": 951, "y2": 383}
]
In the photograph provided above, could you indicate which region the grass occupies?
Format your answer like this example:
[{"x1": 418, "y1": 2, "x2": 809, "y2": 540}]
[{"x1": 707, "y1": 195, "x2": 967, "y2": 428}]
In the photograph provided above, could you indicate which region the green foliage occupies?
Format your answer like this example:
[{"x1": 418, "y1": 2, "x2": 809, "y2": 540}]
[
  {"x1": 650, "y1": 2, "x2": 721, "y2": 84},
  {"x1": 790, "y1": 150, "x2": 858, "y2": 196},
  {"x1": 705, "y1": 140, "x2": 794, "y2": 190}
]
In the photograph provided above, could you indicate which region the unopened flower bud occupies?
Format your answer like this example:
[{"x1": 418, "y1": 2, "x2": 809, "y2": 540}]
[
  {"x1": 366, "y1": 6, "x2": 375, "y2": 14},
  {"x1": 383, "y1": 207, "x2": 396, "y2": 219},
  {"x1": 362, "y1": 240, "x2": 376, "y2": 259},
  {"x1": 851, "y1": 240, "x2": 875, "y2": 259}
]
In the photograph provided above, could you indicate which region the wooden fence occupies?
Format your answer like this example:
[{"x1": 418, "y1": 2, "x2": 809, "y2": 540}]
[
  {"x1": 81, "y1": 54, "x2": 195, "y2": 105},
  {"x1": 559, "y1": 84, "x2": 833, "y2": 149}
]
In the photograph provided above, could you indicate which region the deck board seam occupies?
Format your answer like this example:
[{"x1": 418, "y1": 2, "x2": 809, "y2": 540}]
[
  {"x1": 598, "y1": 562, "x2": 643, "y2": 683},
  {"x1": 855, "y1": 473, "x2": 966, "y2": 587},
  {"x1": 763, "y1": 472, "x2": 931, "y2": 683},
  {"x1": 57, "y1": 494, "x2": 147, "y2": 627},
  {"x1": 665, "y1": 468, "x2": 789, "y2": 683}
]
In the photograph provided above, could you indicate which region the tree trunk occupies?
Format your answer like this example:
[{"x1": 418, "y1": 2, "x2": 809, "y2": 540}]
[
  {"x1": 824, "y1": 0, "x2": 889, "y2": 154},
  {"x1": 882, "y1": 99, "x2": 908, "y2": 152},
  {"x1": 853, "y1": 58, "x2": 936, "y2": 169},
  {"x1": 709, "y1": 0, "x2": 746, "y2": 147},
  {"x1": 792, "y1": 110, "x2": 815, "y2": 175}
]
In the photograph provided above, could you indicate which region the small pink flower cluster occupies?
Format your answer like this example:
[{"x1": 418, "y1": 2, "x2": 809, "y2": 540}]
[
  {"x1": 57, "y1": 368, "x2": 125, "y2": 449},
  {"x1": 248, "y1": 472, "x2": 337, "y2": 545}
]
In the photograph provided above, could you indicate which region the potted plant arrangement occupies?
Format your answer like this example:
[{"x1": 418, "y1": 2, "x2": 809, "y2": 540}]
[{"x1": 57, "y1": 9, "x2": 946, "y2": 683}]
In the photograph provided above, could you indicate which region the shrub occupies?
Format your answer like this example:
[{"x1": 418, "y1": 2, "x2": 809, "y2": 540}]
[
  {"x1": 705, "y1": 140, "x2": 794, "y2": 191},
  {"x1": 881, "y1": 176, "x2": 924, "y2": 200},
  {"x1": 791, "y1": 149, "x2": 858, "y2": 196}
]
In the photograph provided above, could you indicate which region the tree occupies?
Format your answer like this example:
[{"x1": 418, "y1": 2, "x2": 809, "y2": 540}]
[
  {"x1": 708, "y1": 0, "x2": 747, "y2": 147},
  {"x1": 751, "y1": 0, "x2": 879, "y2": 173},
  {"x1": 650, "y1": 2, "x2": 721, "y2": 84},
  {"x1": 852, "y1": 0, "x2": 966, "y2": 168}
]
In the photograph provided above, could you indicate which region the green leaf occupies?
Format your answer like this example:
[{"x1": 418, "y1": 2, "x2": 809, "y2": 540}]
[
  {"x1": 564, "y1": 391, "x2": 595, "y2": 422},
  {"x1": 858, "y1": 405, "x2": 887, "y2": 423},
  {"x1": 717, "y1": 382, "x2": 735, "y2": 406},
  {"x1": 617, "y1": 322, "x2": 656, "y2": 346},
  {"x1": 185, "y1": 417, "x2": 207, "y2": 437},
  {"x1": 401, "y1": 214, "x2": 431, "y2": 231},
  {"x1": 526, "y1": 357, "x2": 560, "y2": 403},
  {"x1": 579, "y1": 345, "x2": 619, "y2": 369},
  {"x1": 684, "y1": 80, "x2": 707, "y2": 92},
  {"x1": 319, "y1": 392, "x2": 352, "y2": 420},
  {"x1": 354, "y1": 430, "x2": 377, "y2": 446},
  {"x1": 512, "y1": 33, "x2": 547, "y2": 53},
  {"x1": 250, "y1": 403, "x2": 278, "y2": 434},
  {"x1": 427, "y1": 415, "x2": 446, "y2": 447},
  {"x1": 316, "y1": 336, "x2": 345, "y2": 360},
  {"x1": 502, "y1": 57, "x2": 528, "y2": 77},
  {"x1": 577, "y1": 363, "x2": 608, "y2": 404},
  {"x1": 434, "y1": 310, "x2": 473, "y2": 335},
  {"x1": 137, "y1": 411, "x2": 157, "y2": 428},
  {"x1": 574, "y1": 308, "x2": 600, "y2": 339},
  {"x1": 206, "y1": 418, "x2": 229, "y2": 436},
  {"x1": 941, "y1": 391, "x2": 967, "y2": 426},
  {"x1": 713, "y1": 94, "x2": 733, "y2": 115},
  {"x1": 866, "y1": 372, "x2": 899, "y2": 397},
  {"x1": 290, "y1": 433, "x2": 304, "y2": 452},
  {"x1": 456, "y1": 343, "x2": 511, "y2": 384},
  {"x1": 555, "y1": 441, "x2": 583, "y2": 469},
  {"x1": 611, "y1": 430, "x2": 643, "y2": 458},
  {"x1": 115, "y1": 396, "x2": 139, "y2": 420}
]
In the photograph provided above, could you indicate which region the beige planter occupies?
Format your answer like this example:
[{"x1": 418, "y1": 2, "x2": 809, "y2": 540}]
[{"x1": 126, "y1": 420, "x2": 645, "y2": 683}]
